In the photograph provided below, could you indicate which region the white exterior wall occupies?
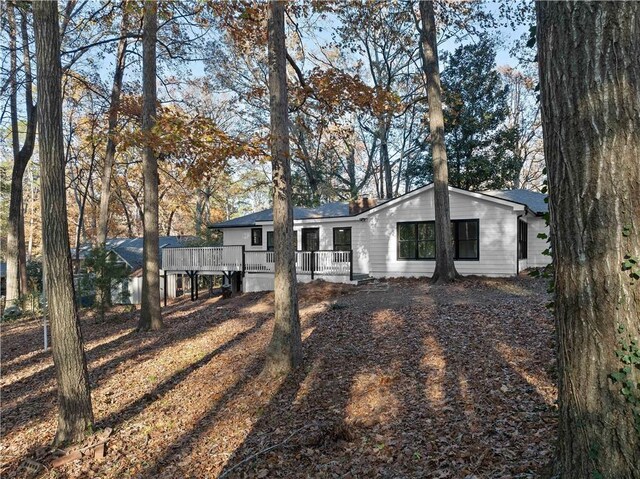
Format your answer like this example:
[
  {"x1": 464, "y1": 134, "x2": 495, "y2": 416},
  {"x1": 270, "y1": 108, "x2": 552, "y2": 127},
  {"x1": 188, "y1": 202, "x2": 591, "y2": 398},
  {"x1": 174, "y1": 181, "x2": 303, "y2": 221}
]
[
  {"x1": 244, "y1": 273, "x2": 354, "y2": 293},
  {"x1": 366, "y1": 189, "x2": 520, "y2": 278},
  {"x1": 525, "y1": 215, "x2": 551, "y2": 268}
]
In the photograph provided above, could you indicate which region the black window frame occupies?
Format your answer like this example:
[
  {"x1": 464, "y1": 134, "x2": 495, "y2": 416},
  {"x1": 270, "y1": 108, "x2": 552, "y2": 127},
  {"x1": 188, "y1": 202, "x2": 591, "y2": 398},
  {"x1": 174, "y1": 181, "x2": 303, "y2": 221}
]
[
  {"x1": 396, "y1": 219, "x2": 480, "y2": 261},
  {"x1": 333, "y1": 227, "x2": 352, "y2": 251},
  {"x1": 518, "y1": 220, "x2": 528, "y2": 260},
  {"x1": 396, "y1": 221, "x2": 437, "y2": 260},
  {"x1": 266, "y1": 230, "x2": 297, "y2": 252},
  {"x1": 251, "y1": 227, "x2": 263, "y2": 246},
  {"x1": 451, "y1": 219, "x2": 480, "y2": 261}
]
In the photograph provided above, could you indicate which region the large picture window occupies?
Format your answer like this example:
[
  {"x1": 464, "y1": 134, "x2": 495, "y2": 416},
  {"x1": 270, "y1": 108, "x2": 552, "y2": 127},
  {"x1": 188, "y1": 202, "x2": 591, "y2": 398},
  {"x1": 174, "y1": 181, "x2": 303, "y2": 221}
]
[
  {"x1": 251, "y1": 228, "x2": 262, "y2": 246},
  {"x1": 397, "y1": 220, "x2": 479, "y2": 261}
]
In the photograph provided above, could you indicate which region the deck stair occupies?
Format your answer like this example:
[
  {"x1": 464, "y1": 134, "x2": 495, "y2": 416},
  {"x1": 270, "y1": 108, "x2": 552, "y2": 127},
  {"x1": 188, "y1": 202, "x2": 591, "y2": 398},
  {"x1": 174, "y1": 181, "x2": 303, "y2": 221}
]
[{"x1": 352, "y1": 274, "x2": 375, "y2": 285}]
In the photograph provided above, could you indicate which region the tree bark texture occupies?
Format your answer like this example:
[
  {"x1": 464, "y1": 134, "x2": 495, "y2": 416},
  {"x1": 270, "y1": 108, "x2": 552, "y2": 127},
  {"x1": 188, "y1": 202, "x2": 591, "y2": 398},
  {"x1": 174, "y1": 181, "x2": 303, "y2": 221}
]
[
  {"x1": 33, "y1": 0, "x2": 94, "y2": 445},
  {"x1": 380, "y1": 120, "x2": 394, "y2": 200},
  {"x1": 264, "y1": 0, "x2": 303, "y2": 376},
  {"x1": 537, "y1": 2, "x2": 640, "y2": 477},
  {"x1": 418, "y1": 0, "x2": 458, "y2": 283},
  {"x1": 6, "y1": 1, "x2": 37, "y2": 303},
  {"x1": 96, "y1": 3, "x2": 129, "y2": 246},
  {"x1": 138, "y1": 0, "x2": 163, "y2": 331}
]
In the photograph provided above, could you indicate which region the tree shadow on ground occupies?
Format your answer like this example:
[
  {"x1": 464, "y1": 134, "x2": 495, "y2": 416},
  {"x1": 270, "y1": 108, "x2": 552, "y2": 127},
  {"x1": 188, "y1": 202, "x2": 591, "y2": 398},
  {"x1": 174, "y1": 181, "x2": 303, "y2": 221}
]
[
  {"x1": 214, "y1": 277, "x2": 556, "y2": 478},
  {"x1": 0, "y1": 293, "x2": 265, "y2": 442},
  {"x1": 137, "y1": 297, "x2": 364, "y2": 479}
]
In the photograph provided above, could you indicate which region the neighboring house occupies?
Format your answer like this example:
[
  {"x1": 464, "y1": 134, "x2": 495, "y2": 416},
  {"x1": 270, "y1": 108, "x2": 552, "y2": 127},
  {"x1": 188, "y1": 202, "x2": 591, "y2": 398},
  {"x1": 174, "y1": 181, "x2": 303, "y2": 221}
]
[
  {"x1": 74, "y1": 236, "x2": 191, "y2": 304},
  {"x1": 196, "y1": 184, "x2": 550, "y2": 292}
]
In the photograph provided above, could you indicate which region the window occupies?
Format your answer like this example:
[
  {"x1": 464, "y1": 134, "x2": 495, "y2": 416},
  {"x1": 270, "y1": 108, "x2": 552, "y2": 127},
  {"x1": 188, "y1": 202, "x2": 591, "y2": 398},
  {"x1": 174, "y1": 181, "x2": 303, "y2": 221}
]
[
  {"x1": 397, "y1": 220, "x2": 479, "y2": 261},
  {"x1": 518, "y1": 220, "x2": 528, "y2": 259},
  {"x1": 452, "y1": 219, "x2": 479, "y2": 260},
  {"x1": 251, "y1": 228, "x2": 262, "y2": 246},
  {"x1": 397, "y1": 222, "x2": 436, "y2": 259},
  {"x1": 266, "y1": 231, "x2": 297, "y2": 251},
  {"x1": 333, "y1": 227, "x2": 352, "y2": 251}
]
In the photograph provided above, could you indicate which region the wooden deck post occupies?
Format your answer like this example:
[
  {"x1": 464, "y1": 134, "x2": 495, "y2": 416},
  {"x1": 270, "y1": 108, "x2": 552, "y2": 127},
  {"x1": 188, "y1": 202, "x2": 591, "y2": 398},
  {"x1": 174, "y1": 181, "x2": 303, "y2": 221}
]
[
  {"x1": 311, "y1": 251, "x2": 315, "y2": 280},
  {"x1": 349, "y1": 249, "x2": 353, "y2": 281},
  {"x1": 163, "y1": 273, "x2": 167, "y2": 307}
]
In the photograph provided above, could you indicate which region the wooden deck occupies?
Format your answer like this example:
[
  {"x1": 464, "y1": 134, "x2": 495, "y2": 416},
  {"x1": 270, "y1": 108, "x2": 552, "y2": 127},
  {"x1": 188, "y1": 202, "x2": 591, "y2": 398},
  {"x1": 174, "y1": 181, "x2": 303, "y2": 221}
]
[
  {"x1": 162, "y1": 246, "x2": 244, "y2": 273},
  {"x1": 162, "y1": 246, "x2": 352, "y2": 279}
]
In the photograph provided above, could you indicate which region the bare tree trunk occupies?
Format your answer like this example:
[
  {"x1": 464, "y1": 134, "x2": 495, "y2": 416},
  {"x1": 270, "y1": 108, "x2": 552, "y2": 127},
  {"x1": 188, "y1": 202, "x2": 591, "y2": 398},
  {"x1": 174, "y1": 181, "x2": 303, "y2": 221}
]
[
  {"x1": 418, "y1": 0, "x2": 458, "y2": 283},
  {"x1": 264, "y1": 0, "x2": 302, "y2": 376},
  {"x1": 33, "y1": 0, "x2": 94, "y2": 445},
  {"x1": 18, "y1": 207, "x2": 27, "y2": 290},
  {"x1": 138, "y1": 0, "x2": 163, "y2": 331},
  {"x1": 380, "y1": 120, "x2": 393, "y2": 199},
  {"x1": 166, "y1": 208, "x2": 176, "y2": 236},
  {"x1": 6, "y1": 2, "x2": 36, "y2": 303},
  {"x1": 74, "y1": 147, "x2": 97, "y2": 273},
  {"x1": 27, "y1": 165, "x2": 35, "y2": 259},
  {"x1": 96, "y1": 3, "x2": 129, "y2": 246},
  {"x1": 538, "y1": 3, "x2": 640, "y2": 477}
]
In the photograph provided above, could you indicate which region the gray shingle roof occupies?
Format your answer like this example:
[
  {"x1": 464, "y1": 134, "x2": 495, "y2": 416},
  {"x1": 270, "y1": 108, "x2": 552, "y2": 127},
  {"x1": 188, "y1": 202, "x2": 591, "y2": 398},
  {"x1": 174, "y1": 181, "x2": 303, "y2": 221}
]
[
  {"x1": 211, "y1": 202, "x2": 350, "y2": 228},
  {"x1": 75, "y1": 236, "x2": 188, "y2": 271},
  {"x1": 211, "y1": 188, "x2": 548, "y2": 229},
  {"x1": 482, "y1": 189, "x2": 548, "y2": 215}
]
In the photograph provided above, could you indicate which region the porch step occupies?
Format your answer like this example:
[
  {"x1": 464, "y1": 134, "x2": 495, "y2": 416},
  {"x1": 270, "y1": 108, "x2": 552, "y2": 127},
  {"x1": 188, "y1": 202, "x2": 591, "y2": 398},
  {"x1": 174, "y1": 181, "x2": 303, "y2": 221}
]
[{"x1": 352, "y1": 274, "x2": 375, "y2": 285}]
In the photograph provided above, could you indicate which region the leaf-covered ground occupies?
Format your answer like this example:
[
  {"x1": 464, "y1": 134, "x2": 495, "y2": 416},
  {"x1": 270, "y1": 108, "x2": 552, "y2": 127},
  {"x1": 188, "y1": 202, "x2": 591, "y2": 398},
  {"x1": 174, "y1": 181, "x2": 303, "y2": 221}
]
[{"x1": 1, "y1": 277, "x2": 557, "y2": 478}]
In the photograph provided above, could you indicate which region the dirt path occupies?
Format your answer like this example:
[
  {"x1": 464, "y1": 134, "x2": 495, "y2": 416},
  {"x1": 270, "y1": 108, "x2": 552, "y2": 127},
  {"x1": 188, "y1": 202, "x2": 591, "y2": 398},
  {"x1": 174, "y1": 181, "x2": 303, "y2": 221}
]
[{"x1": 1, "y1": 277, "x2": 556, "y2": 478}]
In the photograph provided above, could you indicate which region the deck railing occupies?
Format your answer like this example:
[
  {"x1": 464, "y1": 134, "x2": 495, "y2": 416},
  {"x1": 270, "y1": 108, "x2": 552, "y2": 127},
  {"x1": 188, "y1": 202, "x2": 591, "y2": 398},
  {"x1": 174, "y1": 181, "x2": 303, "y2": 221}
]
[
  {"x1": 163, "y1": 246, "x2": 352, "y2": 280},
  {"x1": 162, "y1": 246, "x2": 244, "y2": 272},
  {"x1": 245, "y1": 250, "x2": 352, "y2": 279},
  {"x1": 245, "y1": 251, "x2": 275, "y2": 273}
]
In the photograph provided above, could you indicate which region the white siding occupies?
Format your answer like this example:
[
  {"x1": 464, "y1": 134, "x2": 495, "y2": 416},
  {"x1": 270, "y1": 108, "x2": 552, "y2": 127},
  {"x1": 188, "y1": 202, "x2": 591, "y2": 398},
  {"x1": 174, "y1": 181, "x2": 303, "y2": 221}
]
[
  {"x1": 525, "y1": 215, "x2": 551, "y2": 268},
  {"x1": 366, "y1": 189, "x2": 519, "y2": 278},
  {"x1": 244, "y1": 273, "x2": 353, "y2": 293}
]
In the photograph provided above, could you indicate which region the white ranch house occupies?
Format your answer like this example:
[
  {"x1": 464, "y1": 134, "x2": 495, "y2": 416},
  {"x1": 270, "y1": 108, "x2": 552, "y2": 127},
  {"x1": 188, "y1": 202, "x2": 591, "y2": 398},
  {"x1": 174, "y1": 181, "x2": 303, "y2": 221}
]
[{"x1": 161, "y1": 185, "x2": 550, "y2": 293}]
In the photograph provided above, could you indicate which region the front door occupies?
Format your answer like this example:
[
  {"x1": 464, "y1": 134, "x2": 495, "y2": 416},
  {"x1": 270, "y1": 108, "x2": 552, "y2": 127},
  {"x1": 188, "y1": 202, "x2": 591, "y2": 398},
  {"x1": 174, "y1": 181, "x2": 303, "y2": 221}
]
[{"x1": 301, "y1": 228, "x2": 320, "y2": 251}]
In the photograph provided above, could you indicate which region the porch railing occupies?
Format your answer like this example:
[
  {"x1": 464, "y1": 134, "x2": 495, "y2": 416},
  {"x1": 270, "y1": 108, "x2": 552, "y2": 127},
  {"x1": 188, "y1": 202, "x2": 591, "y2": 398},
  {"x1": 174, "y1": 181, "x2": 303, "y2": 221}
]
[
  {"x1": 162, "y1": 246, "x2": 244, "y2": 273},
  {"x1": 245, "y1": 250, "x2": 352, "y2": 280}
]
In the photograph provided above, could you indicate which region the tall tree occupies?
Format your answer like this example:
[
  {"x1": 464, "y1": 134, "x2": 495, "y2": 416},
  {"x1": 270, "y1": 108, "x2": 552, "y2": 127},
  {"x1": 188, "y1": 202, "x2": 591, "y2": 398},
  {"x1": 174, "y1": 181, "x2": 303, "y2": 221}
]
[
  {"x1": 264, "y1": 0, "x2": 302, "y2": 375},
  {"x1": 537, "y1": 2, "x2": 640, "y2": 477},
  {"x1": 32, "y1": 0, "x2": 94, "y2": 445},
  {"x1": 418, "y1": 0, "x2": 458, "y2": 283},
  {"x1": 6, "y1": 1, "x2": 37, "y2": 304},
  {"x1": 96, "y1": 1, "x2": 130, "y2": 246},
  {"x1": 441, "y1": 37, "x2": 517, "y2": 191},
  {"x1": 138, "y1": 0, "x2": 163, "y2": 331}
]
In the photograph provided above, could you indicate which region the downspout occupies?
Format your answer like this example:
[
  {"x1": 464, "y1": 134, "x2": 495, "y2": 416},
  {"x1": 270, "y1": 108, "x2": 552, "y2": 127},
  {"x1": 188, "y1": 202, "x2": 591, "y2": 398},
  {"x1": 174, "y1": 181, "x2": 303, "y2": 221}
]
[{"x1": 516, "y1": 214, "x2": 523, "y2": 276}]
